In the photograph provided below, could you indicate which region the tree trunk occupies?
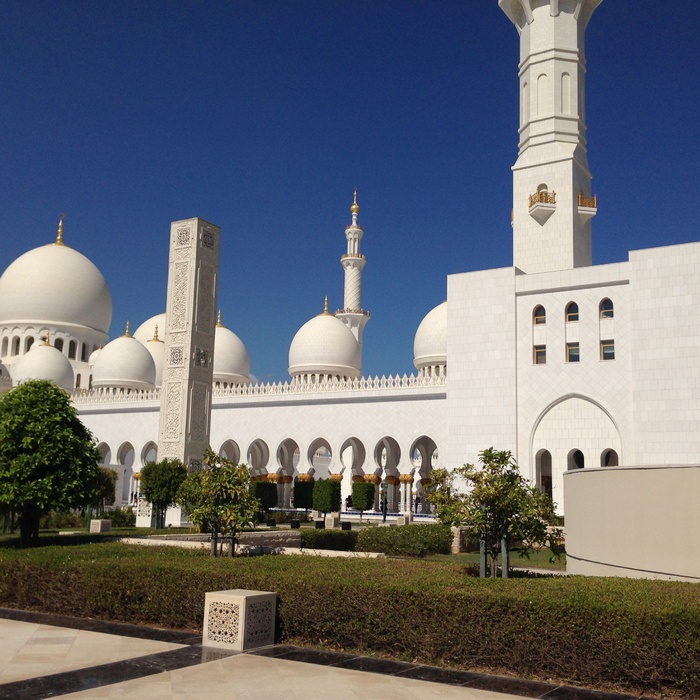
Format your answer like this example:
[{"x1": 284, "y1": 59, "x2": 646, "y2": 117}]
[{"x1": 19, "y1": 506, "x2": 41, "y2": 548}]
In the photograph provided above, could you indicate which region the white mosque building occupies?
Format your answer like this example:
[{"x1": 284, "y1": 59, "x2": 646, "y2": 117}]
[{"x1": 1, "y1": 1, "x2": 699, "y2": 569}]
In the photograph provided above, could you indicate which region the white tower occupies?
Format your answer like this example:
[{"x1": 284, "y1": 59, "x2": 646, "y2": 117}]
[
  {"x1": 500, "y1": 0, "x2": 602, "y2": 274},
  {"x1": 335, "y1": 191, "x2": 370, "y2": 373}
]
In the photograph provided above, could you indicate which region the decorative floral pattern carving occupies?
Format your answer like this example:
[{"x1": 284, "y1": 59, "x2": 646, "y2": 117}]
[
  {"x1": 206, "y1": 601, "x2": 240, "y2": 644},
  {"x1": 171, "y1": 262, "x2": 189, "y2": 330},
  {"x1": 176, "y1": 227, "x2": 191, "y2": 247},
  {"x1": 201, "y1": 229, "x2": 215, "y2": 249},
  {"x1": 245, "y1": 600, "x2": 274, "y2": 646},
  {"x1": 194, "y1": 348, "x2": 209, "y2": 368},
  {"x1": 170, "y1": 346, "x2": 184, "y2": 366},
  {"x1": 164, "y1": 382, "x2": 182, "y2": 439}
]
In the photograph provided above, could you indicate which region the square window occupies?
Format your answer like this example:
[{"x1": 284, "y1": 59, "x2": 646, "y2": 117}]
[
  {"x1": 533, "y1": 345, "x2": 546, "y2": 364},
  {"x1": 566, "y1": 342, "x2": 580, "y2": 363},
  {"x1": 601, "y1": 340, "x2": 615, "y2": 361}
]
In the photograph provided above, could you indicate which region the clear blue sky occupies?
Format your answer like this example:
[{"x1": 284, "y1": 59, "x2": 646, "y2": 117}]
[{"x1": 2, "y1": 1, "x2": 698, "y2": 382}]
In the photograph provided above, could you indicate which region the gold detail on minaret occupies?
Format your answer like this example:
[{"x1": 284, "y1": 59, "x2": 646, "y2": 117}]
[
  {"x1": 217, "y1": 309, "x2": 223, "y2": 327},
  {"x1": 56, "y1": 214, "x2": 65, "y2": 246},
  {"x1": 323, "y1": 296, "x2": 330, "y2": 315},
  {"x1": 350, "y1": 189, "x2": 360, "y2": 215},
  {"x1": 124, "y1": 321, "x2": 131, "y2": 337}
]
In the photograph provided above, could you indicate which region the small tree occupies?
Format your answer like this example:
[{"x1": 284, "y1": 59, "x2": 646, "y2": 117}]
[
  {"x1": 141, "y1": 458, "x2": 187, "y2": 529},
  {"x1": 0, "y1": 380, "x2": 103, "y2": 547},
  {"x1": 312, "y1": 479, "x2": 341, "y2": 517},
  {"x1": 250, "y1": 480, "x2": 278, "y2": 521},
  {"x1": 92, "y1": 467, "x2": 118, "y2": 514},
  {"x1": 351, "y1": 482, "x2": 375, "y2": 521},
  {"x1": 293, "y1": 478, "x2": 314, "y2": 513},
  {"x1": 176, "y1": 450, "x2": 258, "y2": 556},
  {"x1": 427, "y1": 447, "x2": 561, "y2": 577}
]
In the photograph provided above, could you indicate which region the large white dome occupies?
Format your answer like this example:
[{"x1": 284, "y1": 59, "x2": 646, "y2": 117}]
[
  {"x1": 214, "y1": 324, "x2": 250, "y2": 385},
  {"x1": 12, "y1": 341, "x2": 74, "y2": 391},
  {"x1": 92, "y1": 330, "x2": 156, "y2": 391},
  {"x1": 289, "y1": 305, "x2": 360, "y2": 380},
  {"x1": 413, "y1": 301, "x2": 447, "y2": 371},
  {"x1": 0, "y1": 242, "x2": 112, "y2": 334}
]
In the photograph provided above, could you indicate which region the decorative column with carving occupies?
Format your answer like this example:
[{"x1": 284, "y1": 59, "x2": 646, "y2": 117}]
[{"x1": 157, "y1": 218, "x2": 220, "y2": 471}]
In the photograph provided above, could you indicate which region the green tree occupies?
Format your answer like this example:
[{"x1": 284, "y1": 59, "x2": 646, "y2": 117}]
[
  {"x1": 293, "y1": 479, "x2": 314, "y2": 513},
  {"x1": 426, "y1": 448, "x2": 561, "y2": 577},
  {"x1": 93, "y1": 467, "x2": 118, "y2": 512},
  {"x1": 0, "y1": 380, "x2": 102, "y2": 547},
  {"x1": 351, "y1": 482, "x2": 375, "y2": 520},
  {"x1": 141, "y1": 458, "x2": 187, "y2": 529},
  {"x1": 250, "y1": 480, "x2": 278, "y2": 521},
  {"x1": 312, "y1": 479, "x2": 341, "y2": 517},
  {"x1": 176, "y1": 450, "x2": 258, "y2": 556}
]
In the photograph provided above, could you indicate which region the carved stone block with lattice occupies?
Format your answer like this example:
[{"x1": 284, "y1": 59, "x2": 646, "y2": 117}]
[{"x1": 202, "y1": 589, "x2": 276, "y2": 651}]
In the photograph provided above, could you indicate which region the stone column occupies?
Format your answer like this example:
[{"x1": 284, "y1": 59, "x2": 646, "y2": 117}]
[{"x1": 158, "y1": 218, "x2": 220, "y2": 471}]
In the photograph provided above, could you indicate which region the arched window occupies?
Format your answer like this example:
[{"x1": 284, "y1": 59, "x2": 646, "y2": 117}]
[
  {"x1": 75, "y1": 374, "x2": 81, "y2": 389},
  {"x1": 600, "y1": 298, "x2": 614, "y2": 319},
  {"x1": 11, "y1": 337, "x2": 20, "y2": 356},
  {"x1": 565, "y1": 302, "x2": 579, "y2": 322},
  {"x1": 81, "y1": 343, "x2": 89, "y2": 361},
  {"x1": 54, "y1": 338, "x2": 64, "y2": 352},
  {"x1": 533, "y1": 305, "x2": 546, "y2": 325},
  {"x1": 24, "y1": 336, "x2": 34, "y2": 353},
  {"x1": 1, "y1": 337, "x2": 7, "y2": 356},
  {"x1": 567, "y1": 449, "x2": 584, "y2": 470},
  {"x1": 68, "y1": 340, "x2": 77, "y2": 359},
  {"x1": 601, "y1": 449, "x2": 619, "y2": 467}
]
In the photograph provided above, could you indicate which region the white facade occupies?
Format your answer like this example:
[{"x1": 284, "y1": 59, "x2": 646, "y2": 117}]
[{"x1": 1, "y1": 1, "x2": 699, "y2": 528}]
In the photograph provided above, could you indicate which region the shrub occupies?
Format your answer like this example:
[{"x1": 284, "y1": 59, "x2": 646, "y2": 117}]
[
  {"x1": 293, "y1": 480, "x2": 314, "y2": 511},
  {"x1": 351, "y1": 483, "x2": 375, "y2": 518},
  {"x1": 312, "y1": 479, "x2": 341, "y2": 515},
  {"x1": 300, "y1": 529, "x2": 358, "y2": 552},
  {"x1": 250, "y1": 481, "x2": 278, "y2": 515},
  {"x1": 356, "y1": 524, "x2": 452, "y2": 557},
  {"x1": 105, "y1": 508, "x2": 136, "y2": 527},
  {"x1": 268, "y1": 510, "x2": 309, "y2": 524},
  {"x1": 0, "y1": 543, "x2": 697, "y2": 697},
  {"x1": 39, "y1": 511, "x2": 85, "y2": 529}
]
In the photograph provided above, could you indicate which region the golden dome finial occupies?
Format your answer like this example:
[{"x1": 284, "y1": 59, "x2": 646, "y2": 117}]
[
  {"x1": 153, "y1": 324, "x2": 159, "y2": 341},
  {"x1": 217, "y1": 309, "x2": 223, "y2": 327},
  {"x1": 350, "y1": 189, "x2": 359, "y2": 215},
  {"x1": 124, "y1": 320, "x2": 131, "y2": 337},
  {"x1": 323, "y1": 296, "x2": 330, "y2": 315},
  {"x1": 56, "y1": 214, "x2": 65, "y2": 246},
  {"x1": 43, "y1": 332, "x2": 51, "y2": 346}
]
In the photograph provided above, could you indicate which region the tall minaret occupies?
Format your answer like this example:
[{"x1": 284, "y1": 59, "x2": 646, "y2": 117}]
[
  {"x1": 335, "y1": 190, "x2": 370, "y2": 373},
  {"x1": 500, "y1": 0, "x2": 602, "y2": 274}
]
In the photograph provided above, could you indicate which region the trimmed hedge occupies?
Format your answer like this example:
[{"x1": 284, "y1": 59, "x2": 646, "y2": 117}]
[
  {"x1": 300, "y1": 529, "x2": 358, "y2": 551},
  {"x1": 293, "y1": 481, "x2": 314, "y2": 511},
  {"x1": 356, "y1": 524, "x2": 452, "y2": 557},
  {"x1": 0, "y1": 543, "x2": 697, "y2": 697}
]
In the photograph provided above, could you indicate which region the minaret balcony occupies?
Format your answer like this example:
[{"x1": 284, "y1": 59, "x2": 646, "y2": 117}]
[
  {"x1": 336, "y1": 308, "x2": 371, "y2": 317},
  {"x1": 528, "y1": 190, "x2": 556, "y2": 225},
  {"x1": 577, "y1": 192, "x2": 597, "y2": 224},
  {"x1": 341, "y1": 253, "x2": 366, "y2": 261}
]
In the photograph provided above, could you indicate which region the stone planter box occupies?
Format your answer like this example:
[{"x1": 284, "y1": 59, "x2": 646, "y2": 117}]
[
  {"x1": 89, "y1": 519, "x2": 111, "y2": 533},
  {"x1": 202, "y1": 589, "x2": 276, "y2": 651}
]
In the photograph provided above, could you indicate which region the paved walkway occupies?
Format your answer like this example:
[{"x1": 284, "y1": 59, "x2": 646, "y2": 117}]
[{"x1": 0, "y1": 610, "x2": 635, "y2": 700}]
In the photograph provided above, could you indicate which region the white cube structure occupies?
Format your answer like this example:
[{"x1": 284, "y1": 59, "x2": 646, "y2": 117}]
[
  {"x1": 89, "y1": 519, "x2": 111, "y2": 533},
  {"x1": 202, "y1": 589, "x2": 276, "y2": 651}
]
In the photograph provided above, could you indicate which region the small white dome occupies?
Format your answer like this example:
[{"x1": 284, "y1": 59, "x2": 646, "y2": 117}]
[
  {"x1": 214, "y1": 324, "x2": 250, "y2": 385},
  {"x1": 12, "y1": 341, "x2": 74, "y2": 391},
  {"x1": 413, "y1": 301, "x2": 447, "y2": 371},
  {"x1": 133, "y1": 313, "x2": 166, "y2": 344},
  {"x1": 0, "y1": 242, "x2": 112, "y2": 334},
  {"x1": 92, "y1": 331, "x2": 156, "y2": 391},
  {"x1": 289, "y1": 307, "x2": 360, "y2": 379}
]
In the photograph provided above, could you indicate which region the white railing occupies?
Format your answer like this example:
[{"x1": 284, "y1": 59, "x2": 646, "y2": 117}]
[{"x1": 71, "y1": 372, "x2": 446, "y2": 406}]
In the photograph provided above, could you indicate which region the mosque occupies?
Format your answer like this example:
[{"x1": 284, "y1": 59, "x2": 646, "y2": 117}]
[{"x1": 1, "y1": 0, "x2": 699, "y2": 539}]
